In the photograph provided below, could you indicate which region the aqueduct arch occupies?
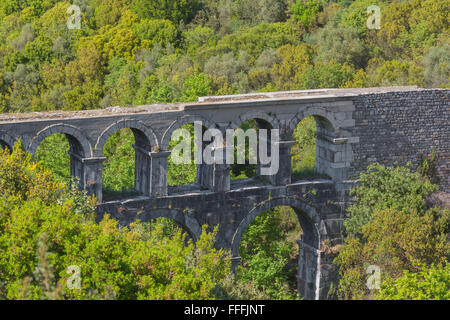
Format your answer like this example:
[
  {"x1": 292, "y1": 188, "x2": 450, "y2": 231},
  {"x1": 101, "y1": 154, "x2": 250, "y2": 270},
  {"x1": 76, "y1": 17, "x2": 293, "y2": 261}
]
[
  {"x1": 0, "y1": 131, "x2": 16, "y2": 151},
  {"x1": 231, "y1": 197, "x2": 326, "y2": 300},
  {"x1": 28, "y1": 124, "x2": 93, "y2": 189},
  {"x1": 95, "y1": 119, "x2": 159, "y2": 198},
  {"x1": 28, "y1": 123, "x2": 92, "y2": 157},
  {"x1": 118, "y1": 208, "x2": 203, "y2": 242}
]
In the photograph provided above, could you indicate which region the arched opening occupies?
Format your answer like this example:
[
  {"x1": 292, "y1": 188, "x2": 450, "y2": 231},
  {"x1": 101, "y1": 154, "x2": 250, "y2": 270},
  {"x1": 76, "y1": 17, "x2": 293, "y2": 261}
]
[
  {"x1": 291, "y1": 116, "x2": 317, "y2": 181},
  {"x1": 291, "y1": 115, "x2": 339, "y2": 182},
  {"x1": 237, "y1": 205, "x2": 303, "y2": 299},
  {"x1": 167, "y1": 123, "x2": 198, "y2": 187},
  {"x1": 167, "y1": 121, "x2": 220, "y2": 193},
  {"x1": 123, "y1": 208, "x2": 203, "y2": 243},
  {"x1": 96, "y1": 121, "x2": 157, "y2": 202},
  {"x1": 0, "y1": 132, "x2": 16, "y2": 153},
  {"x1": 140, "y1": 217, "x2": 195, "y2": 244},
  {"x1": 102, "y1": 128, "x2": 146, "y2": 201},
  {"x1": 34, "y1": 132, "x2": 84, "y2": 185},
  {"x1": 230, "y1": 118, "x2": 273, "y2": 184},
  {"x1": 232, "y1": 198, "x2": 323, "y2": 300},
  {"x1": 0, "y1": 140, "x2": 12, "y2": 152}
]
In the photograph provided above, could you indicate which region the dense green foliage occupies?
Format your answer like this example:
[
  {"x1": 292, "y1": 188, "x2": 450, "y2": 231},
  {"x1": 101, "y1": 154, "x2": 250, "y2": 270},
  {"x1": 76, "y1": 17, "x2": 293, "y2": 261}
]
[
  {"x1": 0, "y1": 144, "x2": 234, "y2": 299},
  {"x1": 335, "y1": 164, "x2": 449, "y2": 300},
  {"x1": 375, "y1": 262, "x2": 450, "y2": 300},
  {"x1": 238, "y1": 206, "x2": 302, "y2": 299},
  {"x1": 0, "y1": 0, "x2": 447, "y2": 114},
  {"x1": 344, "y1": 163, "x2": 438, "y2": 236},
  {"x1": 0, "y1": 144, "x2": 281, "y2": 300}
]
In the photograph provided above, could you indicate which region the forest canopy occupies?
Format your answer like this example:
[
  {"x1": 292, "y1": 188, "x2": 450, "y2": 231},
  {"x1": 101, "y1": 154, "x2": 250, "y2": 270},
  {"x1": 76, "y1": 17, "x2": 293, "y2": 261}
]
[{"x1": 0, "y1": 0, "x2": 448, "y2": 113}]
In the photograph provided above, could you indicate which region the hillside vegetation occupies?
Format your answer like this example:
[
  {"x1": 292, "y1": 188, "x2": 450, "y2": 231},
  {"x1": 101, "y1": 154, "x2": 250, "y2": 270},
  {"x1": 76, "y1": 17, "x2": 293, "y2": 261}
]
[{"x1": 0, "y1": 0, "x2": 448, "y2": 114}]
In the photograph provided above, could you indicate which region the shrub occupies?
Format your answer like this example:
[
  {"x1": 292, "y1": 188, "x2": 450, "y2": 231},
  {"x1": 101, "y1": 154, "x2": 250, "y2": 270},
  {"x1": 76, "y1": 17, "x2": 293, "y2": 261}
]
[{"x1": 375, "y1": 263, "x2": 450, "y2": 300}]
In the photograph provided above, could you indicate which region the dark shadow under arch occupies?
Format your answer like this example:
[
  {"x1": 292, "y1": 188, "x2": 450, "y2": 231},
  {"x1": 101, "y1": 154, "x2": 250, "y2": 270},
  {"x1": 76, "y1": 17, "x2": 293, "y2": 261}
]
[{"x1": 0, "y1": 131, "x2": 15, "y2": 151}]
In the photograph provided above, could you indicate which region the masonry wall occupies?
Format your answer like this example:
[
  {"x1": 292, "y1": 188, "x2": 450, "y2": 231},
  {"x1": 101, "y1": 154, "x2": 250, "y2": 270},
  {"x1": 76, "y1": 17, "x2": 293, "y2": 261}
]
[{"x1": 350, "y1": 90, "x2": 449, "y2": 192}]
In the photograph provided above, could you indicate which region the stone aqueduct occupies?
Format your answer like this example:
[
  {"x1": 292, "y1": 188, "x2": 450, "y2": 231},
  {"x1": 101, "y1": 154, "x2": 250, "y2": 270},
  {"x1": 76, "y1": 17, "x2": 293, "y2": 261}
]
[{"x1": 0, "y1": 87, "x2": 448, "y2": 299}]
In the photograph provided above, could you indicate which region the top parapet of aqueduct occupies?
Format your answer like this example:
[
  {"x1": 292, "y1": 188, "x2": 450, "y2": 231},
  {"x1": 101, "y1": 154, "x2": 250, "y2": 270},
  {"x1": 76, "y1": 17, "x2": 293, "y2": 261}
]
[{"x1": 0, "y1": 86, "x2": 433, "y2": 123}]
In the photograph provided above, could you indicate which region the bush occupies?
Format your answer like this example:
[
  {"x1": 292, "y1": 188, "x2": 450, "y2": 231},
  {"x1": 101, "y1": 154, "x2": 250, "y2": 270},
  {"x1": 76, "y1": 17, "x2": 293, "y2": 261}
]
[
  {"x1": 334, "y1": 163, "x2": 448, "y2": 300},
  {"x1": 375, "y1": 263, "x2": 450, "y2": 300},
  {"x1": 344, "y1": 163, "x2": 437, "y2": 236}
]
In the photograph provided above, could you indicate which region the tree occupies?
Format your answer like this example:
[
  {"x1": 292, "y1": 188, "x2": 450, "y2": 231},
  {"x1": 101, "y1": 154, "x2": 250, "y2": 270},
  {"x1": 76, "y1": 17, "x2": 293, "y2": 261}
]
[
  {"x1": 182, "y1": 25, "x2": 218, "y2": 54},
  {"x1": 291, "y1": 0, "x2": 321, "y2": 29},
  {"x1": 204, "y1": 51, "x2": 250, "y2": 92},
  {"x1": 133, "y1": 19, "x2": 178, "y2": 50},
  {"x1": 334, "y1": 163, "x2": 448, "y2": 300},
  {"x1": 313, "y1": 25, "x2": 367, "y2": 69},
  {"x1": 424, "y1": 45, "x2": 449, "y2": 88},
  {"x1": 180, "y1": 72, "x2": 212, "y2": 102},
  {"x1": 232, "y1": 0, "x2": 287, "y2": 26},
  {"x1": 339, "y1": 0, "x2": 384, "y2": 37},
  {"x1": 270, "y1": 44, "x2": 314, "y2": 90},
  {"x1": 335, "y1": 208, "x2": 449, "y2": 300},
  {"x1": 93, "y1": 0, "x2": 132, "y2": 28},
  {"x1": 103, "y1": 57, "x2": 139, "y2": 106},
  {"x1": 365, "y1": 58, "x2": 425, "y2": 89},
  {"x1": 238, "y1": 206, "x2": 301, "y2": 299},
  {"x1": 0, "y1": 143, "x2": 62, "y2": 203},
  {"x1": 214, "y1": 22, "x2": 302, "y2": 59},
  {"x1": 297, "y1": 61, "x2": 355, "y2": 90},
  {"x1": 344, "y1": 163, "x2": 438, "y2": 236},
  {"x1": 132, "y1": 0, "x2": 200, "y2": 25}
]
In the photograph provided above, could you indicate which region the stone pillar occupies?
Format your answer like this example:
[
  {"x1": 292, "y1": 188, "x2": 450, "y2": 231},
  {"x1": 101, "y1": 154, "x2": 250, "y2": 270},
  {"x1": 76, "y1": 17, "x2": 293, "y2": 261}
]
[
  {"x1": 150, "y1": 151, "x2": 171, "y2": 197},
  {"x1": 267, "y1": 140, "x2": 294, "y2": 186},
  {"x1": 68, "y1": 152, "x2": 105, "y2": 202},
  {"x1": 316, "y1": 134, "x2": 350, "y2": 182},
  {"x1": 133, "y1": 144, "x2": 152, "y2": 196},
  {"x1": 230, "y1": 256, "x2": 242, "y2": 273},
  {"x1": 68, "y1": 151, "x2": 84, "y2": 186},
  {"x1": 81, "y1": 157, "x2": 106, "y2": 203},
  {"x1": 212, "y1": 146, "x2": 230, "y2": 192},
  {"x1": 297, "y1": 240, "x2": 320, "y2": 300},
  {"x1": 199, "y1": 146, "x2": 230, "y2": 192}
]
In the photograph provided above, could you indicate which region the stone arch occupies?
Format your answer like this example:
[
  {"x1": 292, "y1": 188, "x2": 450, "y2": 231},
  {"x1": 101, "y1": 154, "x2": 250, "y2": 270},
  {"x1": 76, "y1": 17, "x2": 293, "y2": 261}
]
[
  {"x1": 229, "y1": 111, "x2": 279, "y2": 181},
  {"x1": 287, "y1": 107, "x2": 340, "y2": 140},
  {"x1": 287, "y1": 107, "x2": 352, "y2": 182},
  {"x1": 0, "y1": 131, "x2": 16, "y2": 151},
  {"x1": 161, "y1": 115, "x2": 215, "y2": 151},
  {"x1": 231, "y1": 196, "x2": 327, "y2": 300},
  {"x1": 28, "y1": 123, "x2": 92, "y2": 157},
  {"x1": 231, "y1": 197, "x2": 325, "y2": 258},
  {"x1": 94, "y1": 119, "x2": 158, "y2": 157},
  {"x1": 130, "y1": 208, "x2": 202, "y2": 242},
  {"x1": 231, "y1": 111, "x2": 279, "y2": 130}
]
